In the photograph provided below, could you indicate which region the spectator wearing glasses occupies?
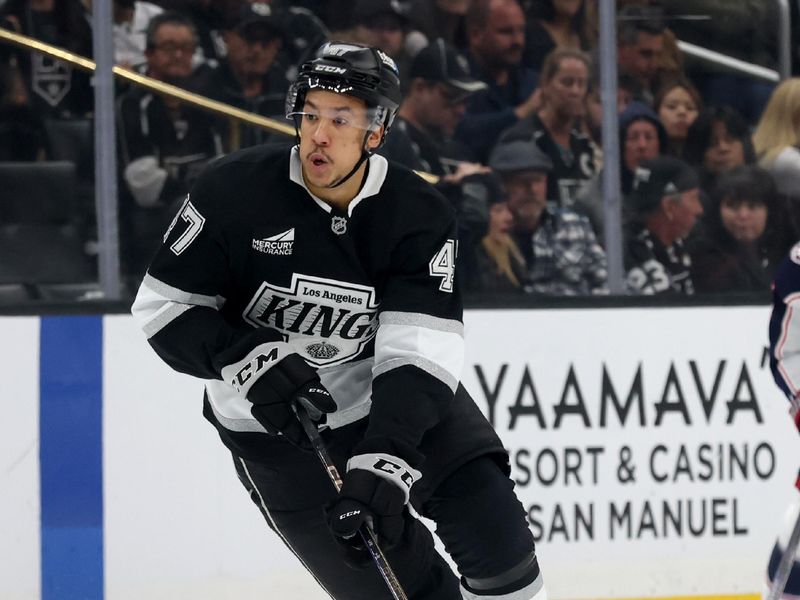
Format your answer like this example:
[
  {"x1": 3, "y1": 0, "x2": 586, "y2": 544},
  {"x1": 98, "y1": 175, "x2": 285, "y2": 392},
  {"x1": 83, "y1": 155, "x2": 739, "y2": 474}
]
[
  {"x1": 196, "y1": 2, "x2": 289, "y2": 149},
  {"x1": 117, "y1": 11, "x2": 224, "y2": 281},
  {"x1": 381, "y1": 39, "x2": 494, "y2": 291}
]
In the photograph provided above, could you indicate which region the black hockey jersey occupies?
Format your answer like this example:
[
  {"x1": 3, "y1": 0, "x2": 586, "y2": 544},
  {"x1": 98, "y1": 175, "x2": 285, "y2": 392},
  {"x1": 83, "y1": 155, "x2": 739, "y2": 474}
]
[{"x1": 132, "y1": 145, "x2": 465, "y2": 460}]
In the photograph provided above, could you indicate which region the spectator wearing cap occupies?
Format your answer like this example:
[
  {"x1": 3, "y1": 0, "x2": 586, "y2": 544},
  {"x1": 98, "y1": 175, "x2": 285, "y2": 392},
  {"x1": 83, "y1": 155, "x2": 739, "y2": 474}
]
[
  {"x1": 195, "y1": 2, "x2": 290, "y2": 149},
  {"x1": 454, "y1": 0, "x2": 540, "y2": 162},
  {"x1": 575, "y1": 100, "x2": 667, "y2": 240},
  {"x1": 380, "y1": 39, "x2": 494, "y2": 293},
  {"x1": 116, "y1": 11, "x2": 224, "y2": 281},
  {"x1": 489, "y1": 138, "x2": 608, "y2": 296},
  {"x1": 499, "y1": 48, "x2": 595, "y2": 209},
  {"x1": 349, "y1": 0, "x2": 414, "y2": 79},
  {"x1": 625, "y1": 156, "x2": 703, "y2": 295}
]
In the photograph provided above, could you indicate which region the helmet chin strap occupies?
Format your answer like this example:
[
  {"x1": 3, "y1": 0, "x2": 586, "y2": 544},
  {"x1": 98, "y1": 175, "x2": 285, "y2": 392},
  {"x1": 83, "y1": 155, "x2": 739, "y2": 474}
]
[{"x1": 326, "y1": 129, "x2": 373, "y2": 189}]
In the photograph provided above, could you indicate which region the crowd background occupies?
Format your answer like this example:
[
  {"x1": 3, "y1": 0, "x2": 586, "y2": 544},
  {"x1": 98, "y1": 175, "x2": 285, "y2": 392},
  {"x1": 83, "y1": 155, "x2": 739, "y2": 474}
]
[{"x1": 0, "y1": 0, "x2": 797, "y2": 305}]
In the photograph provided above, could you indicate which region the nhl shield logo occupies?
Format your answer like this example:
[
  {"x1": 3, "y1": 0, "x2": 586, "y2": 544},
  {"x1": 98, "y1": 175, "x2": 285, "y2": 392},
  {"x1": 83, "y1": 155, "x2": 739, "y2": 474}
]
[{"x1": 331, "y1": 216, "x2": 347, "y2": 235}]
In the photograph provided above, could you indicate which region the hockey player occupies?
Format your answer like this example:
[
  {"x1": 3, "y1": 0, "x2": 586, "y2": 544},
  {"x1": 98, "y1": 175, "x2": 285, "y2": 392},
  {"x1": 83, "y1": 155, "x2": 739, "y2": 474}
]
[{"x1": 131, "y1": 41, "x2": 546, "y2": 600}]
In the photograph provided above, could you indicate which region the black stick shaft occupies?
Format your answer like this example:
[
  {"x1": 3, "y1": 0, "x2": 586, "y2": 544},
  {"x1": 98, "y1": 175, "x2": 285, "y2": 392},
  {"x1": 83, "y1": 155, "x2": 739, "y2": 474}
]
[
  {"x1": 768, "y1": 503, "x2": 800, "y2": 600},
  {"x1": 293, "y1": 404, "x2": 408, "y2": 600}
]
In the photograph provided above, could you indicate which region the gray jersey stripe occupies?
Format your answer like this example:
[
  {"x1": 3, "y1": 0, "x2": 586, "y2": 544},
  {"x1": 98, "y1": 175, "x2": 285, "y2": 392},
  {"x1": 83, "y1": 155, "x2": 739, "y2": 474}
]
[
  {"x1": 460, "y1": 572, "x2": 545, "y2": 600},
  {"x1": 379, "y1": 311, "x2": 464, "y2": 336},
  {"x1": 373, "y1": 355, "x2": 458, "y2": 392},
  {"x1": 142, "y1": 273, "x2": 223, "y2": 308},
  {"x1": 142, "y1": 302, "x2": 192, "y2": 339}
]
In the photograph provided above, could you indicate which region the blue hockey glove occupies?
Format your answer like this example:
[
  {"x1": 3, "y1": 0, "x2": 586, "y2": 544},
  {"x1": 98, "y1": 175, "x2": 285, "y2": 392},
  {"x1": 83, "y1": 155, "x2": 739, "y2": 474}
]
[
  {"x1": 242, "y1": 352, "x2": 336, "y2": 448},
  {"x1": 326, "y1": 448, "x2": 422, "y2": 554}
]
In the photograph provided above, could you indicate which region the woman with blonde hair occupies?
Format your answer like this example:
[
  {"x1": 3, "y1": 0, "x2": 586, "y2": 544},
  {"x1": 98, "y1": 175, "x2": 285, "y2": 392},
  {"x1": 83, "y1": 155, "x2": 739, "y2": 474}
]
[{"x1": 753, "y1": 78, "x2": 800, "y2": 230}]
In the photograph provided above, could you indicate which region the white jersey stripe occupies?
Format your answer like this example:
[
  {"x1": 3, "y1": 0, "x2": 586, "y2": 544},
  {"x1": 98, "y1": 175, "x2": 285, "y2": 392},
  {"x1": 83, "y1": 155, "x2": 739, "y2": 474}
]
[
  {"x1": 132, "y1": 273, "x2": 224, "y2": 338},
  {"x1": 379, "y1": 310, "x2": 464, "y2": 335},
  {"x1": 373, "y1": 321, "x2": 463, "y2": 392},
  {"x1": 460, "y1": 573, "x2": 546, "y2": 600}
]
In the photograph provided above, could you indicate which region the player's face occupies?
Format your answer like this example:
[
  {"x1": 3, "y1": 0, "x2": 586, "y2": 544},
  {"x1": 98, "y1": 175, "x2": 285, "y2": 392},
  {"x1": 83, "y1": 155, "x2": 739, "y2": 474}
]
[
  {"x1": 720, "y1": 197, "x2": 767, "y2": 243},
  {"x1": 298, "y1": 90, "x2": 382, "y2": 190},
  {"x1": 504, "y1": 170, "x2": 548, "y2": 230}
]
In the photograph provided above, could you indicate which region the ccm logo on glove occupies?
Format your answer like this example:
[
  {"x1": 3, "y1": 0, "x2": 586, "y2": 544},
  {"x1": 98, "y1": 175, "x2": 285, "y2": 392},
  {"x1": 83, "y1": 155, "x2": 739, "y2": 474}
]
[
  {"x1": 221, "y1": 344, "x2": 282, "y2": 395},
  {"x1": 347, "y1": 453, "x2": 422, "y2": 504}
]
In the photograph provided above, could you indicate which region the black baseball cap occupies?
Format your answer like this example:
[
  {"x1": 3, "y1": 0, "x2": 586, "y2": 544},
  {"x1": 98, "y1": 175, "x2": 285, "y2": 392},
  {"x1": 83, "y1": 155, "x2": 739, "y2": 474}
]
[
  {"x1": 409, "y1": 39, "x2": 487, "y2": 100},
  {"x1": 227, "y1": 2, "x2": 282, "y2": 39},
  {"x1": 630, "y1": 156, "x2": 699, "y2": 214},
  {"x1": 488, "y1": 139, "x2": 553, "y2": 174}
]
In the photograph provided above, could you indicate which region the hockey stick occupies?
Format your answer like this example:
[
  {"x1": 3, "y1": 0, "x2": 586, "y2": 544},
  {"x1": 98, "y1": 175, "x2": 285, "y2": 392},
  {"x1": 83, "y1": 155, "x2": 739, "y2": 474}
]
[
  {"x1": 293, "y1": 402, "x2": 409, "y2": 600},
  {"x1": 768, "y1": 498, "x2": 800, "y2": 600}
]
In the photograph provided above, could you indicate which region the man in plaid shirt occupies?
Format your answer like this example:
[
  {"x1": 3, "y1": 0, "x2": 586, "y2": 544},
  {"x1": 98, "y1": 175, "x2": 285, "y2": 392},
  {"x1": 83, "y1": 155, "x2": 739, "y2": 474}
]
[{"x1": 488, "y1": 139, "x2": 608, "y2": 295}]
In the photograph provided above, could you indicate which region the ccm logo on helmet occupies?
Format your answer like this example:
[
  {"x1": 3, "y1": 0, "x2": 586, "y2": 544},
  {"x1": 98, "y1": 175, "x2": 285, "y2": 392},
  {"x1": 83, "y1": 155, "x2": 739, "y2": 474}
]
[{"x1": 314, "y1": 64, "x2": 347, "y2": 74}]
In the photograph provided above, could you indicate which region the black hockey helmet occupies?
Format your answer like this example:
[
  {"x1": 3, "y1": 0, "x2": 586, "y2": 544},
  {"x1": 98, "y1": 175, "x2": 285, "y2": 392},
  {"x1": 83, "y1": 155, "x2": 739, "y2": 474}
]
[{"x1": 285, "y1": 41, "x2": 402, "y2": 143}]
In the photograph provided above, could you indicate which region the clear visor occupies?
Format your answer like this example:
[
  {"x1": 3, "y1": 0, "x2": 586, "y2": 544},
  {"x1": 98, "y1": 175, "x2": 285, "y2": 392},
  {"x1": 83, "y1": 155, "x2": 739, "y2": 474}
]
[{"x1": 287, "y1": 105, "x2": 387, "y2": 134}]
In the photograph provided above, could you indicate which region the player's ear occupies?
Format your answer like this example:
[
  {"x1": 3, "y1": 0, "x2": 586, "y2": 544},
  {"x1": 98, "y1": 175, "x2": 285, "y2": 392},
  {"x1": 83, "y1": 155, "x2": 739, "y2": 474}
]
[{"x1": 366, "y1": 126, "x2": 384, "y2": 151}]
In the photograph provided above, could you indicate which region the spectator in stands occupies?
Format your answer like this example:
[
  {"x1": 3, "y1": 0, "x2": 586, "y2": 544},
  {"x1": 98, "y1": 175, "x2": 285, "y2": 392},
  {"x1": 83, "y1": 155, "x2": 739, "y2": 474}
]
[
  {"x1": 117, "y1": 11, "x2": 224, "y2": 280},
  {"x1": 469, "y1": 180, "x2": 528, "y2": 293},
  {"x1": 404, "y1": 0, "x2": 471, "y2": 56},
  {"x1": 196, "y1": 2, "x2": 289, "y2": 149},
  {"x1": 575, "y1": 100, "x2": 666, "y2": 240},
  {"x1": 499, "y1": 48, "x2": 595, "y2": 208},
  {"x1": 455, "y1": 0, "x2": 539, "y2": 162},
  {"x1": 690, "y1": 165, "x2": 796, "y2": 294},
  {"x1": 616, "y1": 3, "x2": 666, "y2": 105},
  {"x1": 489, "y1": 138, "x2": 608, "y2": 296},
  {"x1": 521, "y1": 0, "x2": 593, "y2": 72},
  {"x1": 683, "y1": 105, "x2": 756, "y2": 199},
  {"x1": 380, "y1": 39, "x2": 493, "y2": 291},
  {"x1": 348, "y1": 0, "x2": 413, "y2": 80},
  {"x1": 0, "y1": 0, "x2": 93, "y2": 118},
  {"x1": 112, "y1": 0, "x2": 164, "y2": 70},
  {"x1": 654, "y1": 76, "x2": 702, "y2": 158},
  {"x1": 752, "y1": 78, "x2": 800, "y2": 232},
  {"x1": 0, "y1": 62, "x2": 47, "y2": 160},
  {"x1": 625, "y1": 156, "x2": 703, "y2": 295}
]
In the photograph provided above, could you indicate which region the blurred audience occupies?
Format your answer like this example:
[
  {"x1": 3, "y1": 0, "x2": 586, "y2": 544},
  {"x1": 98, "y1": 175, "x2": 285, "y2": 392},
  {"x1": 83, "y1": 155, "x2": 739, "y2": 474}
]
[
  {"x1": 0, "y1": 0, "x2": 93, "y2": 118},
  {"x1": 488, "y1": 138, "x2": 608, "y2": 296},
  {"x1": 381, "y1": 39, "x2": 493, "y2": 289},
  {"x1": 455, "y1": 0, "x2": 539, "y2": 162},
  {"x1": 654, "y1": 76, "x2": 702, "y2": 158},
  {"x1": 404, "y1": 0, "x2": 471, "y2": 55},
  {"x1": 470, "y1": 184, "x2": 528, "y2": 293},
  {"x1": 521, "y1": 0, "x2": 592, "y2": 71},
  {"x1": 615, "y1": 3, "x2": 666, "y2": 105},
  {"x1": 499, "y1": 48, "x2": 595, "y2": 208},
  {"x1": 347, "y1": 0, "x2": 413, "y2": 80},
  {"x1": 575, "y1": 100, "x2": 666, "y2": 240},
  {"x1": 625, "y1": 156, "x2": 703, "y2": 295},
  {"x1": 116, "y1": 11, "x2": 223, "y2": 280},
  {"x1": 0, "y1": 61, "x2": 46, "y2": 160},
  {"x1": 690, "y1": 165, "x2": 796, "y2": 294},
  {"x1": 752, "y1": 78, "x2": 800, "y2": 232},
  {"x1": 112, "y1": 0, "x2": 164, "y2": 70},
  {"x1": 683, "y1": 105, "x2": 756, "y2": 199},
  {"x1": 195, "y1": 2, "x2": 288, "y2": 149}
]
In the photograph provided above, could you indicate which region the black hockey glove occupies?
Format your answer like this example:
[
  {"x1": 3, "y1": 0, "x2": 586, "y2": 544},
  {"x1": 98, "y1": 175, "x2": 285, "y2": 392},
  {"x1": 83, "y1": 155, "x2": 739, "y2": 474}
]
[
  {"x1": 245, "y1": 352, "x2": 336, "y2": 448},
  {"x1": 326, "y1": 441, "x2": 423, "y2": 558}
]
